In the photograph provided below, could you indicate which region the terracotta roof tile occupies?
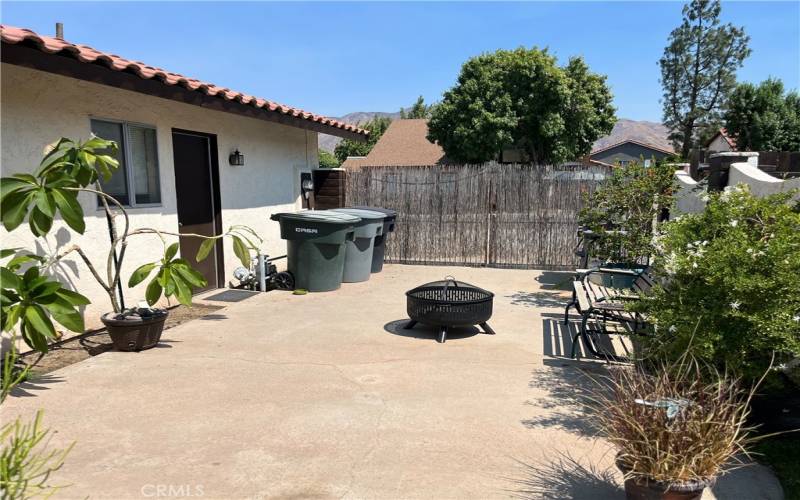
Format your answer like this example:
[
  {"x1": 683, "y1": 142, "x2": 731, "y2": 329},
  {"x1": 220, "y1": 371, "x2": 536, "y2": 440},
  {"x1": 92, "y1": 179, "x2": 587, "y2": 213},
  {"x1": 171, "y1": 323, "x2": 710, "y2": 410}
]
[
  {"x1": 720, "y1": 128, "x2": 737, "y2": 149},
  {"x1": 0, "y1": 24, "x2": 368, "y2": 138}
]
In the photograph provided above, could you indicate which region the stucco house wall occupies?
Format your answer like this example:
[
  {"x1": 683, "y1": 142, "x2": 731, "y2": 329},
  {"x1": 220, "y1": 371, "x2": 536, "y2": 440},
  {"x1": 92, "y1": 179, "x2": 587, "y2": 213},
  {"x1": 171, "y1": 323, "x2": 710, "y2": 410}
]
[
  {"x1": 590, "y1": 142, "x2": 671, "y2": 165},
  {"x1": 1, "y1": 63, "x2": 317, "y2": 328}
]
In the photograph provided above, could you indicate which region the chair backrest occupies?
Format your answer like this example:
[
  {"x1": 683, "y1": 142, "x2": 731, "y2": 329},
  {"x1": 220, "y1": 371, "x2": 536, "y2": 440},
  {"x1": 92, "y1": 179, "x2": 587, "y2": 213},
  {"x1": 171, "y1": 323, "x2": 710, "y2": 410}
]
[{"x1": 632, "y1": 272, "x2": 656, "y2": 295}]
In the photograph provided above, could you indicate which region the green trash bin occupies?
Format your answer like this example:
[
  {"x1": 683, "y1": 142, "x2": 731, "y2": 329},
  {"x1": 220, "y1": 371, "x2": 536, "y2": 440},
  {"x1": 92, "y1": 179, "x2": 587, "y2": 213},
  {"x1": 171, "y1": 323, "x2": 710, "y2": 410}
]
[
  {"x1": 350, "y1": 206, "x2": 397, "y2": 273},
  {"x1": 329, "y1": 208, "x2": 385, "y2": 283},
  {"x1": 270, "y1": 211, "x2": 360, "y2": 292}
]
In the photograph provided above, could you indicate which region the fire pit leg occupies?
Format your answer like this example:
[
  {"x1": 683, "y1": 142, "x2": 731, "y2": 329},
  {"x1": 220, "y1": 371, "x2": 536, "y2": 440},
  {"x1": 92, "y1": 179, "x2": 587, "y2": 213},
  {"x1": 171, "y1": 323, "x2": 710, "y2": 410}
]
[
  {"x1": 438, "y1": 326, "x2": 447, "y2": 343},
  {"x1": 480, "y1": 322, "x2": 496, "y2": 335},
  {"x1": 404, "y1": 320, "x2": 417, "y2": 330}
]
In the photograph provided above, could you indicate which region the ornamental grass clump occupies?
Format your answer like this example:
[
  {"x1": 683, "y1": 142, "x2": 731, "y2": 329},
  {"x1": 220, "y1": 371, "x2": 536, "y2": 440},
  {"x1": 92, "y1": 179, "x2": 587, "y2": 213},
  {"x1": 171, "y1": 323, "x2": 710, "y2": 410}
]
[{"x1": 594, "y1": 357, "x2": 758, "y2": 487}]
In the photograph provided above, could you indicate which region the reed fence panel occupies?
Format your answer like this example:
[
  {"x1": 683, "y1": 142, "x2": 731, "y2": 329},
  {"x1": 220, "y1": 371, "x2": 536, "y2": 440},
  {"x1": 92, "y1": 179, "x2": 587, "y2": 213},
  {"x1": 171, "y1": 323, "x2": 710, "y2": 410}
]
[{"x1": 345, "y1": 162, "x2": 609, "y2": 270}]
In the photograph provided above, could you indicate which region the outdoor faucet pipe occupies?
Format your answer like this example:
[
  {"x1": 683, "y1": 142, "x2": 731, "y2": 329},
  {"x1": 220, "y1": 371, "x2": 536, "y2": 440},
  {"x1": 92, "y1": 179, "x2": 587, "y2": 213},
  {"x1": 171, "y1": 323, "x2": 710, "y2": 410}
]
[{"x1": 257, "y1": 255, "x2": 266, "y2": 292}]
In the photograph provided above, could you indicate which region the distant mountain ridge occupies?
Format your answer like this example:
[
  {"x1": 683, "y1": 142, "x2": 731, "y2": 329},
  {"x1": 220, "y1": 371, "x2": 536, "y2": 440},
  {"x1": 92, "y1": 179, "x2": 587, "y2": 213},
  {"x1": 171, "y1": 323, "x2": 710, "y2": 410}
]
[{"x1": 318, "y1": 113, "x2": 673, "y2": 154}]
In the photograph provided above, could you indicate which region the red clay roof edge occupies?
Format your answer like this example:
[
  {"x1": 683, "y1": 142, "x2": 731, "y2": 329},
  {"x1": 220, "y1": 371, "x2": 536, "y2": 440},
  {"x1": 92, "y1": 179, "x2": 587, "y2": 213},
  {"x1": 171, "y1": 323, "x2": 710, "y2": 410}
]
[{"x1": 0, "y1": 24, "x2": 368, "y2": 137}]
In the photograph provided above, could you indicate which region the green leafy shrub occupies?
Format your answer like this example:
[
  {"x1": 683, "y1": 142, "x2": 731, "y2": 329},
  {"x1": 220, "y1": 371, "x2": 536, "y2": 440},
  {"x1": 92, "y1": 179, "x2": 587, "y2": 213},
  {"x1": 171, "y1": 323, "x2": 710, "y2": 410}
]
[
  {"x1": 636, "y1": 185, "x2": 800, "y2": 385},
  {"x1": 0, "y1": 408, "x2": 73, "y2": 498},
  {"x1": 1, "y1": 250, "x2": 90, "y2": 352},
  {"x1": 578, "y1": 161, "x2": 676, "y2": 263}
]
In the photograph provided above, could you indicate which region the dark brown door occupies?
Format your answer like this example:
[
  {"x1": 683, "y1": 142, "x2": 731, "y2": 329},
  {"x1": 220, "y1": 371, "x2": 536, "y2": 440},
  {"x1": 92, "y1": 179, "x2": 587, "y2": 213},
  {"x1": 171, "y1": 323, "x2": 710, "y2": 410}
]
[{"x1": 171, "y1": 130, "x2": 222, "y2": 293}]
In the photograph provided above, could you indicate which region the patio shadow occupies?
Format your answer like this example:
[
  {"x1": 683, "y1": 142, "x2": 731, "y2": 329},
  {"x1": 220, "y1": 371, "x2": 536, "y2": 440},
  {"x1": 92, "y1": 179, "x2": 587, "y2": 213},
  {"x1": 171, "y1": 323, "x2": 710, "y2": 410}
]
[
  {"x1": 383, "y1": 319, "x2": 480, "y2": 342},
  {"x1": 200, "y1": 314, "x2": 229, "y2": 321},
  {"x1": 78, "y1": 334, "x2": 114, "y2": 356},
  {"x1": 522, "y1": 360, "x2": 603, "y2": 437},
  {"x1": 505, "y1": 452, "x2": 623, "y2": 499},
  {"x1": 541, "y1": 313, "x2": 631, "y2": 361},
  {"x1": 534, "y1": 271, "x2": 574, "y2": 292},
  {"x1": 506, "y1": 291, "x2": 569, "y2": 309},
  {"x1": 10, "y1": 372, "x2": 66, "y2": 398}
]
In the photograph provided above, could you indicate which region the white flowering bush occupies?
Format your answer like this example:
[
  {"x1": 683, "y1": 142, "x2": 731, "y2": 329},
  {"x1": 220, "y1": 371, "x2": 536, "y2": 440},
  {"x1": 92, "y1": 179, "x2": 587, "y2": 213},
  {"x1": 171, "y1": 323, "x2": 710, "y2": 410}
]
[{"x1": 635, "y1": 185, "x2": 800, "y2": 386}]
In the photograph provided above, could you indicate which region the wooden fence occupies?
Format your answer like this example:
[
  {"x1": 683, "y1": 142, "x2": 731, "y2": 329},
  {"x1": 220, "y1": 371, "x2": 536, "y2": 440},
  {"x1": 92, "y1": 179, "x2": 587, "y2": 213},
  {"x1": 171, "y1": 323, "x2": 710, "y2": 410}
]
[
  {"x1": 345, "y1": 162, "x2": 610, "y2": 270},
  {"x1": 690, "y1": 149, "x2": 800, "y2": 180}
]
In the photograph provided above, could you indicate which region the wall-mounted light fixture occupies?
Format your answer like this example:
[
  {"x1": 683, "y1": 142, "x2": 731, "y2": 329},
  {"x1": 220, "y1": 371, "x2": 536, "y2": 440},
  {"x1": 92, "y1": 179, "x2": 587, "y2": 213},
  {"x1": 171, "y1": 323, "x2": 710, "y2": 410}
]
[{"x1": 229, "y1": 149, "x2": 244, "y2": 166}]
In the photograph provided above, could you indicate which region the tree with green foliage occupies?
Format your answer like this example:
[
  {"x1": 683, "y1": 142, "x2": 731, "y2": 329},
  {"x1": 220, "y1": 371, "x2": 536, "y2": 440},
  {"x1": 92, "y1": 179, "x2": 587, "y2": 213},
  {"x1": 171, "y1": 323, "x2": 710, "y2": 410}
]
[
  {"x1": 724, "y1": 78, "x2": 800, "y2": 151},
  {"x1": 318, "y1": 150, "x2": 340, "y2": 168},
  {"x1": 400, "y1": 96, "x2": 434, "y2": 119},
  {"x1": 660, "y1": 0, "x2": 750, "y2": 159},
  {"x1": 333, "y1": 116, "x2": 392, "y2": 164},
  {"x1": 578, "y1": 161, "x2": 677, "y2": 263},
  {"x1": 426, "y1": 47, "x2": 615, "y2": 164}
]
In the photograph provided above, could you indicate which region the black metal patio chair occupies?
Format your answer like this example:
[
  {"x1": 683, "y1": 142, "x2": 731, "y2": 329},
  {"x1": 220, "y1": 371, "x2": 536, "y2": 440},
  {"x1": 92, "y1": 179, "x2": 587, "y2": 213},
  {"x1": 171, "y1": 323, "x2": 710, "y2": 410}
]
[{"x1": 564, "y1": 267, "x2": 655, "y2": 361}]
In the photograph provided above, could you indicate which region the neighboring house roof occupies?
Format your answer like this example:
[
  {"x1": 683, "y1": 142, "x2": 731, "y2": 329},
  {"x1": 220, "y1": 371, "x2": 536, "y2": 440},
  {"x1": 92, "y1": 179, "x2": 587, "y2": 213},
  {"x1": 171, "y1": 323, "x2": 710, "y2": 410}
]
[
  {"x1": 342, "y1": 120, "x2": 671, "y2": 169},
  {"x1": 706, "y1": 128, "x2": 737, "y2": 150},
  {"x1": 590, "y1": 139, "x2": 675, "y2": 157},
  {"x1": 350, "y1": 119, "x2": 447, "y2": 167},
  {"x1": 340, "y1": 156, "x2": 370, "y2": 169},
  {"x1": 0, "y1": 25, "x2": 368, "y2": 140},
  {"x1": 587, "y1": 159, "x2": 616, "y2": 168}
]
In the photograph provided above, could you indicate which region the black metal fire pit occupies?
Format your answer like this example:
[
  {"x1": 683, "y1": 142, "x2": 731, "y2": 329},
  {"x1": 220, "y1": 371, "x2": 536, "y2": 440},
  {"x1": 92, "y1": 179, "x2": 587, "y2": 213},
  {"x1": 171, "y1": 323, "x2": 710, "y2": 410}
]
[{"x1": 405, "y1": 277, "x2": 495, "y2": 343}]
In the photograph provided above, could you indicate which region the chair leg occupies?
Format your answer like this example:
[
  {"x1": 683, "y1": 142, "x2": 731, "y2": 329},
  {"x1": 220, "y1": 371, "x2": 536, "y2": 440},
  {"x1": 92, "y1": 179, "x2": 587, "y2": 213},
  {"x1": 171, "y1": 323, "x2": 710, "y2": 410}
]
[
  {"x1": 571, "y1": 314, "x2": 589, "y2": 358},
  {"x1": 570, "y1": 331, "x2": 581, "y2": 358},
  {"x1": 438, "y1": 326, "x2": 447, "y2": 344},
  {"x1": 564, "y1": 300, "x2": 575, "y2": 324},
  {"x1": 404, "y1": 320, "x2": 417, "y2": 330},
  {"x1": 480, "y1": 322, "x2": 496, "y2": 335}
]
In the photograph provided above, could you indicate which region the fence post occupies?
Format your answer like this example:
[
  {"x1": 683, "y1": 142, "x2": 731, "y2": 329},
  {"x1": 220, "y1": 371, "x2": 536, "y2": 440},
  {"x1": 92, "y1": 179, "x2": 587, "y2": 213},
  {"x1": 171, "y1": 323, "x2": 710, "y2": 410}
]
[{"x1": 484, "y1": 174, "x2": 491, "y2": 266}]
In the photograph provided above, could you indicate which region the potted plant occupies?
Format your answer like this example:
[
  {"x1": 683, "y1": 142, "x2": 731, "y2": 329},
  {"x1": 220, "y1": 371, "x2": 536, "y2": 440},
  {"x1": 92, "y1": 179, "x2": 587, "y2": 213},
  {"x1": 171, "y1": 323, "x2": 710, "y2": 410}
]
[
  {"x1": 1, "y1": 136, "x2": 259, "y2": 352},
  {"x1": 593, "y1": 358, "x2": 758, "y2": 500}
]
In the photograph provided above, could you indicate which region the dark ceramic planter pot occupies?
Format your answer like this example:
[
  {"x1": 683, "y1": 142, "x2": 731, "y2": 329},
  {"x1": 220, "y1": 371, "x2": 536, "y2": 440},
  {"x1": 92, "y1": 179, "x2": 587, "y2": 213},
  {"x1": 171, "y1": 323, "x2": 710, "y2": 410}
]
[
  {"x1": 101, "y1": 309, "x2": 168, "y2": 352},
  {"x1": 617, "y1": 455, "x2": 713, "y2": 500}
]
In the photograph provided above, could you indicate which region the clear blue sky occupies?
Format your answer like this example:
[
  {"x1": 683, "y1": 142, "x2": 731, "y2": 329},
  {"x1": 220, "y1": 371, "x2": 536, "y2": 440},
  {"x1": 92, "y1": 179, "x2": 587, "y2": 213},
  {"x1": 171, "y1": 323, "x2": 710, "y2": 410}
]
[{"x1": 2, "y1": 1, "x2": 798, "y2": 122}]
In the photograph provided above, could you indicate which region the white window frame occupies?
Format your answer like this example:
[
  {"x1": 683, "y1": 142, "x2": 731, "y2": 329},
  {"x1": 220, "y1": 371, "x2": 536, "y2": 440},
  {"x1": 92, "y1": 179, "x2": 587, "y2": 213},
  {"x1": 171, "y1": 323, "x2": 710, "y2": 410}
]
[{"x1": 89, "y1": 117, "x2": 162, "y2": 209}]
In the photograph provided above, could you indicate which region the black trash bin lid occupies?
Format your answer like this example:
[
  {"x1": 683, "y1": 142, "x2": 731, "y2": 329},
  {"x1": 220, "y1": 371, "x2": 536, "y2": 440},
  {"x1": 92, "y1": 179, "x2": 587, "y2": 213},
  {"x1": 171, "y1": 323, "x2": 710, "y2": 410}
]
[
  {"x1": 270, "y1": 210, "x2": 360, "y2": 224},
  {"x1": 330, "y1": 208, "x2": 385, "y2": 222},
  {"x1": 349, "y1": 206, "x2": 397, "y2": 219}
]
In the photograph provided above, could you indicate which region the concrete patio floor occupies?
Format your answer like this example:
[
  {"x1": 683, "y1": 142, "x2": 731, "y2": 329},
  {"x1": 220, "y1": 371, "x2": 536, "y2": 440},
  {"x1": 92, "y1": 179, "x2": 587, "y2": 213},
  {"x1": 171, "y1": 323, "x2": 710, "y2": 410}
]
[{"x1": 5, "y1": 265, "x2": 783, "y2": 499}]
